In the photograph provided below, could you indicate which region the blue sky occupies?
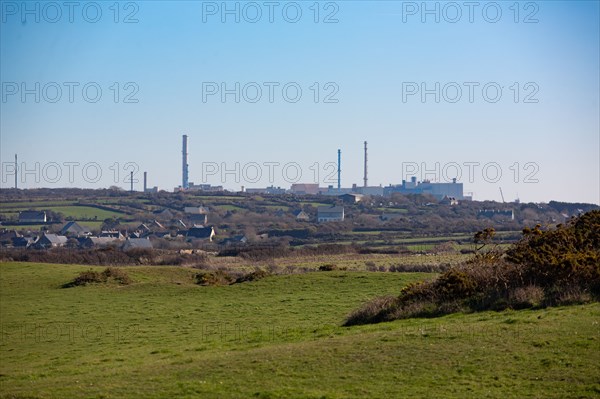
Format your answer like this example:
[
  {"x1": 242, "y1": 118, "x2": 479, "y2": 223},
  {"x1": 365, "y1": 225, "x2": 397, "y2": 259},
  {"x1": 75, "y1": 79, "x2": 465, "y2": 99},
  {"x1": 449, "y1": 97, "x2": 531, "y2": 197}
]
[{"x1": 1, "y1": 0, "x2": 599, "y2": 204}]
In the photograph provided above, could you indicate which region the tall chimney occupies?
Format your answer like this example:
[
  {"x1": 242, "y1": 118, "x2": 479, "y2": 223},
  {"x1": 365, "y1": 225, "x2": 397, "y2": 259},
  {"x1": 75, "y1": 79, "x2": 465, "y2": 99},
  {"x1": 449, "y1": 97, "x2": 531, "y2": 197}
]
[
  {"x1": 14, "y1": 154, "x2": 17, "y2": 189},
  {"x1": 337, "y1": 149, "x2": 341, "y2": 191},
  {"x1": 363, "y1": 141, "x2": 368, "y2": 188},
  {"x1": 130, "y1": 171, "x2": 134, "y2": 192},
  {"x1": 182, "y1": 134, "x2": 189, "y2": 189},
  {"x1": 143, "y1": 171, "x2": 147, "y2": 192}
]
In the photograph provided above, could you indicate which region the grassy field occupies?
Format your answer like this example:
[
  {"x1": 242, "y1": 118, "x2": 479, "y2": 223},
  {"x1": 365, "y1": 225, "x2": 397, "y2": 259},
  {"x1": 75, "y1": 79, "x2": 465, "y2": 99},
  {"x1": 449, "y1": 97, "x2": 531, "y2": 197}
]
[
  {"x1": 0, "y1": 262, "x2": 598, "y2": 398},
  {"x1": 0, "y1": 205, "x2": 123, "y2": 221}
]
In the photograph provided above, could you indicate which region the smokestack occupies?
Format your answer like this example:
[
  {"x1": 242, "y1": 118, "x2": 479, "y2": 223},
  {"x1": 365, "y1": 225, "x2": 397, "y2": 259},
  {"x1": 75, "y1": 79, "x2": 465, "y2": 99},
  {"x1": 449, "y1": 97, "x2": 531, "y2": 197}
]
[
  {"x1": 363, "y1": 141, "x2": 368, "y2": 188},
  {"x1": 337, "y1": 149, "x2": 341, "y2": 191},
  {"x1": 130, "y1": 171, "x2": 134, "y2": 192},
  {"x1": 14, "y1": 154, "x2": 17, "y2": 189},
  {"x1": 182, "y1": 134, "x2": 189, "y2": 189},
  {"x1": 143, "y1": 172, "x2": 147, "y2": 192}
]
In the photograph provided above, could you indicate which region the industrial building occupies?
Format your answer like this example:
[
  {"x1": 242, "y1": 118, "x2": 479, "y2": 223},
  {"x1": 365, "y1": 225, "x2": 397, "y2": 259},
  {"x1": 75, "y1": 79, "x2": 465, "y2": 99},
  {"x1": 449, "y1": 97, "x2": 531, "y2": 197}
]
[{"x1": 384, "y1": 177, "x2": 464, "y2": 200}]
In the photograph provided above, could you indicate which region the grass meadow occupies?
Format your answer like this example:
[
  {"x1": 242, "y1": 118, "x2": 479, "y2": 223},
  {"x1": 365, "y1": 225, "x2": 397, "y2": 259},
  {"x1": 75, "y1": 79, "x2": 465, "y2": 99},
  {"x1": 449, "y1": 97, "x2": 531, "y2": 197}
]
[{"x1": 0, "y1": 262, "x2": 598, "y2": 398}]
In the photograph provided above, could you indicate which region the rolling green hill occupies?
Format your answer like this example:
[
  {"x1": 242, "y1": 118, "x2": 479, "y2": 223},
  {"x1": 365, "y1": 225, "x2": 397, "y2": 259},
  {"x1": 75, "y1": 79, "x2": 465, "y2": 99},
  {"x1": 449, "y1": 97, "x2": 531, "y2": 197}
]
[{"x1": 1, "y1": 262, "x2": 598, "y2": 398}]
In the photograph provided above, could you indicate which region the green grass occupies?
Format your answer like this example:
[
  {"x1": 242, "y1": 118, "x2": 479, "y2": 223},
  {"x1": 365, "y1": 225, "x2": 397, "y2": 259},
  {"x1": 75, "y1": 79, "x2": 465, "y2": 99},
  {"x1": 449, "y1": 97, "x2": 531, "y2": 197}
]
[
  {"x1": 376, "y1": 207, "x2": 408, "y2": 213},
  {"x1": 264, "y1": 205, "x2": 291, "y2": 211},
  {"x1": 1, "y1": 262, "x2": 598, "y2": 398},
  {"x1": 215, "y1": 204, "x2": 245, "y2": 211},
  {"x1": 0, "y1": 200, "x2": 74, "y2": 209},
  {"x1": 0, "y1": 205, "x2": 123, "y2": 220},
  {"x1": 48, "y1": 206, "x2": 124, "y2": 219},
  {"x1": 298, "y1": 202, "x2": 332, "y2": 208},
  {"x1": 0, "y1": 224, "x2": 48, "y2": 231}
]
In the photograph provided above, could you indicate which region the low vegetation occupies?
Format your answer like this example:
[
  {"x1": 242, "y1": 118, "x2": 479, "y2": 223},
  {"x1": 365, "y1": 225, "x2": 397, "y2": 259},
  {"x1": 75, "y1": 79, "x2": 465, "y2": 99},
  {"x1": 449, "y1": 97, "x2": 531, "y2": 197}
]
[
  {"x1": 64, "y1": 267, "x2": 132, "y2": 287},
  {"x1": 344, "y1": 211, "x2": 600, "y2": 326},
  {"x1": 194, "y1": 268, "x2": 271, "y2": 286},
  {"x1": 1, "y1": 262, "x2": 598, "y2": 398}
]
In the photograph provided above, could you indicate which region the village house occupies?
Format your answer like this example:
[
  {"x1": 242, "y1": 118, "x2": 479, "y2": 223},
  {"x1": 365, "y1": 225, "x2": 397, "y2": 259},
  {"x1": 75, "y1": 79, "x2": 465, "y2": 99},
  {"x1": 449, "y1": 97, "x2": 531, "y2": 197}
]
[
  {"x1": 186, "y1": 226, "x2": 215, "y2": 242},
  {"x1": 60, "y1": 221, "x2": 91, "y2": 236},
  {"x1": 317, "y1": 206, "x2": 345, "y2": 222},
  {"x1": 18, "y1": 211, "x2": 47, "y2": 223},
  {"x1": 81, "y1": 237, "x2": 117, "y2": 248},
  {"x1": 339, "y1": 193, "x2": 364, "y2": 204},
  {"x1": 34, "y1": 233, "x2": 68, "y2": 249},
  {"x1": 294, "y1": 210, "x2": 310, "y2": 222},
  {"x1": 440, "y1": 196, "x2": 459, "y2": 206},
  {"x1": 188, "y1": 213, "x2": 208, "y2": 226}
]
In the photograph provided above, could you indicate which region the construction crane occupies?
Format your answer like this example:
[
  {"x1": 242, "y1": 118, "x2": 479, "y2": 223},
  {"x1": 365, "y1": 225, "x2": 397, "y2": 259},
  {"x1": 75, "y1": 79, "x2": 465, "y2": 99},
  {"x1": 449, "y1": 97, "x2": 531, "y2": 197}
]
[{"x1": 499, "y1": 187, "x2": 505, "y2": 203}]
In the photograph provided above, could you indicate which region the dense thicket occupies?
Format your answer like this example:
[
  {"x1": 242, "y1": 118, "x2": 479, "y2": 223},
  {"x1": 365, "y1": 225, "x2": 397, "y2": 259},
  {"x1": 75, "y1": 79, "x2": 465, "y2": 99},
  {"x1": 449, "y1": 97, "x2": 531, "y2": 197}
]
[{"x1": 344, "y1": 211, "x2": 600, "y2": 326}]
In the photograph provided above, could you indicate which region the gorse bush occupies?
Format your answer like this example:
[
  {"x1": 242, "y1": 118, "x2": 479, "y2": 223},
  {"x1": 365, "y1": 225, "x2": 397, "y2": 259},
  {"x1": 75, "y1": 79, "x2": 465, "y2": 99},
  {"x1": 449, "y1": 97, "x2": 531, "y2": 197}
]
[
  {"x1": 344, "y1": 211, "x2": 600, "y2": 326},
  {"x1": 195, "y1": 268, "x2": 271, "y2": 286},
  {"x1": 506, "y1": 211, "x2": 600, "y2": 290},
  {"x1": 65, "y1": 267, "x2": 132, "y2": 287}
]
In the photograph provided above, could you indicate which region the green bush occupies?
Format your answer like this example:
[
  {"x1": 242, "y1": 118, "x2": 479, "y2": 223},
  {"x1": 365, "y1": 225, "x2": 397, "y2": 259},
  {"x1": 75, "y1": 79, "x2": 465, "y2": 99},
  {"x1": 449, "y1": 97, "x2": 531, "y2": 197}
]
[
  {"x1": 235, "y1": 268, "x2": 270, "y2": 283},
  {"x1": 65, "y1": 267, "x2": 131, "y2": 287},
  {"x1": 318, "y1": 264, "x2": 338, "y2": 271},
  {"x1": 344, "y1": 211, "x2": 600, "y2": 326},
  {"x1": 195, "y1": 270, "x2": 235, "y2": 286}
]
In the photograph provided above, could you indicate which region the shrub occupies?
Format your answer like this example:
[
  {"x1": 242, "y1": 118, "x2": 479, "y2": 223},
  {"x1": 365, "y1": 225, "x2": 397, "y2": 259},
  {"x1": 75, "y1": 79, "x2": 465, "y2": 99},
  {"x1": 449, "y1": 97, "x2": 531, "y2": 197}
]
[
  {"x1": 507, "y1": 285, "x2": 545, "y2": 309},
  {"x1": 235, "y1": 268, "x2": 270, "y2": 283},
  {"x1": 319, "y1": 264, "x2": 338, "y2": 271},
  {"x1": 344, "y1": 211, "x2": 600, "y2": 326},
  {"x1": 343, "y1": 295, "x2": 397, "y2": 326},
  {"x1": 70, "y1": 270, "x2": 104, "y2": 286},
  {"x1": 195, "y1": 270, "x2": 235, "y2": 286},
  {"x1": 435, "y1": 269, "x2": 477, "y2": 300},
  {"x1": 102, "y1": 267, "x2": 132, "y2": 285},
  {"x1": 65, "y1": 267, "x2": 131, "y2": 287},
  {"x1": 506, "y1": 211, "x2": 600, "y2": 291},
  {"x1": 365, "y1": 261, "x2": 377, "y2": 272}
]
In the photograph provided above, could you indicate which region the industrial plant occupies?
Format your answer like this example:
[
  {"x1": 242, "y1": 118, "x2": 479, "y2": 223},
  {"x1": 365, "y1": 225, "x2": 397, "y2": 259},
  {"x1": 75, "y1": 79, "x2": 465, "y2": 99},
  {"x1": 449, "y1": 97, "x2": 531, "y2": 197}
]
[{"x1": 171, "y1": 134, "x2": 466, "y2": 200}]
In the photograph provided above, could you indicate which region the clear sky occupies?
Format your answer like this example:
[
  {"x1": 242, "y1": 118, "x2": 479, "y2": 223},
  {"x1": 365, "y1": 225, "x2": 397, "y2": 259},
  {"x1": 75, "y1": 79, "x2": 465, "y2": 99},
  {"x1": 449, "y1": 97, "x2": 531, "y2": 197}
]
[{"x1": 1, "y1": 0, "x2": 599, "y2": 204}]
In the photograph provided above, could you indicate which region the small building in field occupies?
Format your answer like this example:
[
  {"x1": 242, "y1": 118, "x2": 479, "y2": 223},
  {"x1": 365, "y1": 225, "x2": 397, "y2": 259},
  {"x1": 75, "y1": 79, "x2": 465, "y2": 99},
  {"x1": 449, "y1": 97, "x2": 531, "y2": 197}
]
[
  {"x1": 188, "y1": 213, "x2": 208, "y2": 226},
  {"x1": 13, "y1": 236, "x2": 36, "y2": 248},
  {"x1": 294, "y1": 210, "x2": 310, "y2": 222},
  {"x1": 82, "y1": 237, "x2": 117, "y2": 248},
  {"x1": 290, "y1": 183, "x2": 320, "y2": 195},
  {"x1": 153, "y1": 208, "x2": 174, "y2": 220},
  {"x1": 34, "y1": 233, "x2": 68, "y2": 249},
  {"x1": 440, "y1": 196, "x2": 459, "y2": 206},
  {"x1": 186, "y1": 226, "x2": 216, "y2": 242},
  {"x1": 60, "y1": 221, "x2": 91, "y2": 236},
  {"x1": 339, "y1": 193, "x2": 364, "y2": 204},
  {"x1": 317, "y1": 206, "x2": 345, "y2": 222},
  {"x1": 19, "y1": 211, "x2": 47, "y2": 223},
  {"x1": 100, "y1": 230, "x2": 125, "y2": 240}
]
